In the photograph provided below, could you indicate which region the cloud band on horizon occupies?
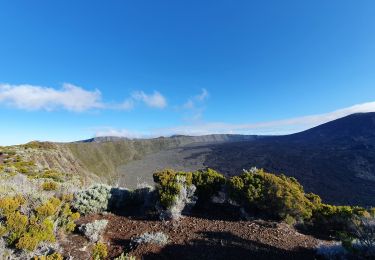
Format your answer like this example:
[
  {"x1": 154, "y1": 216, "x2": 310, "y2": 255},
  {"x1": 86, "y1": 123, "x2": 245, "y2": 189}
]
[{"x1": 95, "y1": 101, "x2": 375, "y2": 138}]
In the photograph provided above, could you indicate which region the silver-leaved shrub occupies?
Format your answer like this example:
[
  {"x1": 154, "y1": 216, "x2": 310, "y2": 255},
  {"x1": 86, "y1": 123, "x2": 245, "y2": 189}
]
[{"x1": 72, "y1": 184, "x2": 111, "y2": 215}]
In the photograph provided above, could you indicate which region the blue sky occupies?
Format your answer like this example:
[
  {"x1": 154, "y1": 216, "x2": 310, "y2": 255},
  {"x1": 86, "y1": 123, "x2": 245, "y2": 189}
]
[{"x1": 0, "y1": 1, "x2": 375, "y2": 145}]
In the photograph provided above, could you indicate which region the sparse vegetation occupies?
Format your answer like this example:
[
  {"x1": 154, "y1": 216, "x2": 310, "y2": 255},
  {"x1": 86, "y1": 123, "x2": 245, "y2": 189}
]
[
  {"x1": 131, "y1": 232, "x2": 169, "y2": 247},
  {"x1": 1, "y1": 142, "x2": 374, "y2": 259},
  {"x1": 114, "y1": 253, "x2": 136, "y2": 260},
  {"x1": 23, "y1": 141, "x2": 56, "y2": 150},
  {"x1": 153, "y1": 169, "x2": 197, "y2": 220},
  {"x1": 228, "y1": 168, "x2": 317, "y2": 222},
  {"x1": 72, "y1": 184, "x2": 112, "y2": 215},
  {"x1": 153, "y1": 169, "x2": 193, "y2": 209},
  {"x1": 92, "y1": 242, "x2": 108, "y2": 260},
  {"x1": 79, "y1": 219, "x2": 108, "y2": 242},
  {"x1": 42, "y1": 181, "x2": 59, "y2": 191},
  {"x1": 192, "y1": 168, "x2": 226, "y2": 206},
  {"x1": 33, "y1": 252, "x2": 64, "y2": 260}
]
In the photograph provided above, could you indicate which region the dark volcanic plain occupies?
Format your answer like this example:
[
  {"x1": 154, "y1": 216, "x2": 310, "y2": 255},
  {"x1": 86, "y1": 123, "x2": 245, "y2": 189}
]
[{"x1": 116, "y1": 113, "x2": 375, "y2": 206}]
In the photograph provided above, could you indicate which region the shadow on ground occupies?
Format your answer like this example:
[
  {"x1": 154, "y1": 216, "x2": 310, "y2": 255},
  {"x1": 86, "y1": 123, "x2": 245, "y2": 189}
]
[{"x1": 143, "y1": 231, "x2": 317, "y2": 260}]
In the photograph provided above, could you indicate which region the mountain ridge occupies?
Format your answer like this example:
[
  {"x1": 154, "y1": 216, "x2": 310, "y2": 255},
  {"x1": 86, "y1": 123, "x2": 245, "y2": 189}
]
[{"x1": 5, "y1": 112, "x2": 375, "y2": 206}]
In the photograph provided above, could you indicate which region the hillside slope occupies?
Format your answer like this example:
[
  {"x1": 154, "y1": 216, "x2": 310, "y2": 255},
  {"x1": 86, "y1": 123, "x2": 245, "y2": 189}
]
[
  {"x1": 14, "y1": 113, "x2": 375, "y2": 206},
  {"x1": 64, "y1": 134, "x2": 259, "y2": 184},
  {"x1": 205, "y1": 113, "x2": 375, "y2": 206}
]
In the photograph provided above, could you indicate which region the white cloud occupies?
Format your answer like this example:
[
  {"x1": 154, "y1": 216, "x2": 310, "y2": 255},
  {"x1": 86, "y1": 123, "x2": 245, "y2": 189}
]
[
  {"x1": 0, "y1": 83, "x2": 169, "y2": 112},
  {"x1": 116, "y1": 99, "x2": 135, "y2": 111},
  {"x1": 183, "y1": 99, "x2": 194, "y2": 109},
  {"x1": 196, "y1": 88, "x2": 209, "y2": 101},
  {"x1": 95, "y1": 101, "x2": 375, "y2": 138},
  {"x1": 181, "y1": 89, "x2": 210, "y2": 122},
  {"x1": 0, "y1": 83, "x2": 103, "y2": 112},
  {"x1": 182, "y1": 88, "x2": 209, "y2": 109},
  {"x1": 132, "y1": 91, "x2": 167, "y2": 108},
  {"x1": 162, "y1": 101, "x2": 375, "y2": 136},
  {"x1": 95, "y1": 127, "x2": 151, "y2": 139}
]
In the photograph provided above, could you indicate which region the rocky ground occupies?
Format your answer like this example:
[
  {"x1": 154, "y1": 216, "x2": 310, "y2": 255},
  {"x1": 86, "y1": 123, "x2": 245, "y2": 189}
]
[{"x1": 60, "y1": 208, "x2": 332, "y2": 260}]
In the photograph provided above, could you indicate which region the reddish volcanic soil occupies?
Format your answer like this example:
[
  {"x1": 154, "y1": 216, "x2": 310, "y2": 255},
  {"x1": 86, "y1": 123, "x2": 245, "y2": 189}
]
[{"x1": 60, "y1": 211, "x2": 331, "y2": 260}]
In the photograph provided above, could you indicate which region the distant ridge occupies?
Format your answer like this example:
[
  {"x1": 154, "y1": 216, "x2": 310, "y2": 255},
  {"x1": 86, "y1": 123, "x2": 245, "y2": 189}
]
[
  {"x1": 285, "y1": 112, "x2": 375, "y2": 142},
  {"x1": 80, "y1": 134, "x2": 263, "y2": 144},
  {"x1": 205, "y1": 112, "x2": 375, "y2": 206},
  {"x1": 15, "y1": 112, "x2": 375, "y2": 206}
]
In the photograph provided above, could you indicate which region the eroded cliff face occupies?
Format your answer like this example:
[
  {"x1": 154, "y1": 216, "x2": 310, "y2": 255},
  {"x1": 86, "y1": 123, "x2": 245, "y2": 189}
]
[{"x1": 6, "y1": 143, "x2": 100, "y2": 185}]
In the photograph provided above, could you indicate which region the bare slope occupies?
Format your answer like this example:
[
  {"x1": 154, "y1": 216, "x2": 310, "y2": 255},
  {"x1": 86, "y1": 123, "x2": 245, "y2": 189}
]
[
  {"x1": 20, "y1": 113, "x2": 375, "y2": 206},
  {"x1": 64, "y1": 135, "x2": 258, "y2": 184},
  {"x1": 204, "y1": 113, "x2": 375, "y2": 206}
]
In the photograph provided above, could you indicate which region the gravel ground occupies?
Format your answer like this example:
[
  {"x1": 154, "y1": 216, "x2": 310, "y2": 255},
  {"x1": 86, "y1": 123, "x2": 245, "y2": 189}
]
[{"x1": 61, "y1": 211, "x2": 332, "y2": 260}]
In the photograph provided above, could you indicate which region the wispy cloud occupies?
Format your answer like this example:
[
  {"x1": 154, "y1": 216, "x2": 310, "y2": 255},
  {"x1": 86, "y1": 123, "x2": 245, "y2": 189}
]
[
  {"x1": 0, "y1": 83, "x2": 167, "y2": 112},
  {"x1": 182, "y1": 88, "x2": 209, "y2": 121},
  {"x1": 95, "y1": 101, "x2": 375, "y2": 138},
  {"x1": 132, "y1": 91, "x2": 167, "y2": 108},
  {"x1": 115, "y1": 99, "x2": 135, "y2": 111},
  {"x1": 162, "y1": 101, "x2": 375, "y2": 135},
  {"x1": 0, "y1": 83, "x2": 103, "y2": 112},
  {"x1": 182, "y1": 88, "x2": 209, "y2": 109},
  {"x1": 196, "y1": 88, "x2": 209, "y2": 101},
  {"x1": 95, "y1": 127, "x2": 151, "y2": 139}
]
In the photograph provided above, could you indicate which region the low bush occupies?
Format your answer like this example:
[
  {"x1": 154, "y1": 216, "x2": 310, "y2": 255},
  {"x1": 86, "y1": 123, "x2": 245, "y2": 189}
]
[
  {"x1": 79, "y1": 219, "x2": 108, "y2": 242},
  {"x1": 0, "y1": 195, "x2": 25, "y2": 215},
  {"x1": 33, "y1": 170, "x2": 65, "y2": 182},
  {"x1": 131, "y1": 232, "x2": 169, "y2": 247},
  {"x1": 0, "y1": 194, "x2": 79, "y2": 252},
  {"x1": 114, "y1": 253, "x2": 136, "y2": 260},
  {"x1": 92, "y1": 242, "x2": 108, "y2": 260},
  {"x1": 33, "y1": 252, "x2": 64, "y2": 260},
  {"x1": 41, "y1": 181, "x2": 58, "y2": 191},
  {"x1": 153, "y1": 169, "x2": 197, "y2": 220},
  {"x1": 23, "y1": 141, "x2": 55, "y2": 150},
  {"x1": 153, "y1": 168, "x2": 226, "y2": 209},
  {"x1": 192, "y1": 168, "x2": 226, "y2": 205},
  {"x1": 311, "y1": 204, "x2": 369, "y2": 236},
  {"x1": 35, "y1": 197, "x2": 61, "y2": 219},
  {"x1": 228, "y1": 168, "x2": 317, "y2": 222},
  {"x1": 57, "y1": 202, "x2": 80, "y2": 232},
  {"x1": 153, "y1": 169, "x2": 193, "y2": 209},
  {"x1": 347, "y1": 216, "x2": 375, "y2": 257},
  {"x1": 72, "y1": 184, "x2": 111, "y2": 215},
  {"x1": 16, "y1": 218, "x2": 55, "y2": 251}
]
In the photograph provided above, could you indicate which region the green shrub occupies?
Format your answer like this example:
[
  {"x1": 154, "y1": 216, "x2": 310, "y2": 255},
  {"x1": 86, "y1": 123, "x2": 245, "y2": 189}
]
[
  {"x1": 33, "y1": 253, "x2": 64, "y2": 260},
  {"x1": 153, "y1": 169, "x2": 193, "y2": 209},
  {"x1": 0, "y1": 195, "x2": 25, "y2": 216},
  {"x1": 16, "y1": 218, "x2": 55, "y2": 251},
  {"x1": 5, "y1": 211, "x2": 28, "y2": 244},
  {"x1": 72, "y1": 184, "x2": 111, "y2": 215},
  {"x1": 57, "y1": 202, "x2": 80, "y2": 232},
  {"x1": 192, "y1": 168, "x2": 226, "y2": 205},
  {"x1": 41, "y1": 181, "x2": 59, "y2": 191},
  {"x1": 23, "y1": 141, "x2": 55, "y2": 150},
  {"x1": 311, "y1": 204, "x2": 369, "y2": 236},
  {"x1": 33, "y1": 170, "x2": 65, "y2": 182},
  {"x1": 228, "y1": 168, "x2": 316, "y2": 221},
  {"x1": 12, "y1": 160, "x2": 36, "y2": 175},
  {"x1": 35, "y1": 197, "x2": 61, "y2": 219},
  {"x1": 92, "y1": 242, "x2": 108, "y2": 260},
  {"x1": 153, "y1": 169, "x2": 198, "y2": 220},
  {"x1": 0, "y1": 194, "x2": 79, "y2": 252}
]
